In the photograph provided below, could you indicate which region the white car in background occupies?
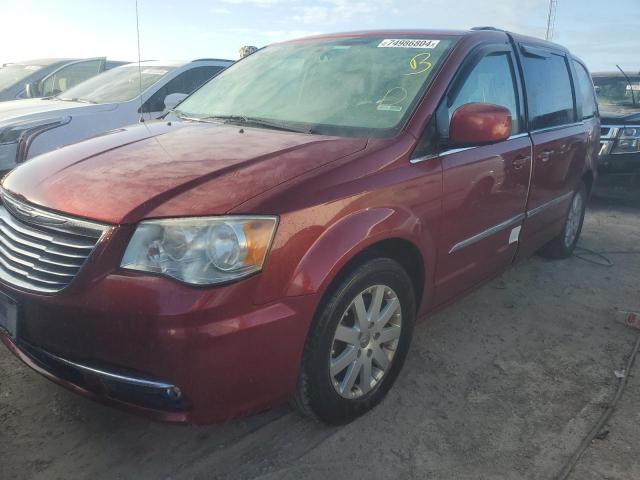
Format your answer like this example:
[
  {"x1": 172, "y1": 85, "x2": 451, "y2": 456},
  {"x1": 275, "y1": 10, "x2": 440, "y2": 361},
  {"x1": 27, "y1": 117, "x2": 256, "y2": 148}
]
[{"x1": 0, "y1": 59, "x2": 232, "y2": 171}]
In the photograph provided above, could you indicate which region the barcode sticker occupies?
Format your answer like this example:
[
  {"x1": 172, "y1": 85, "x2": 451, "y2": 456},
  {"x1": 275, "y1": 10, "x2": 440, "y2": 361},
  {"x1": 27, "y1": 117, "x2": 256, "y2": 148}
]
[{"x1": 378, "y1": 39, "x2": 440, "y2": 49}]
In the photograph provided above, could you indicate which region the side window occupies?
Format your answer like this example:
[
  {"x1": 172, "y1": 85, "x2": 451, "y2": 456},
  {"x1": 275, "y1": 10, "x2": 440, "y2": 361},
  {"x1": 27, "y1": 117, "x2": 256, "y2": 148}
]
[
  {"x1": 40, "y1": 60, "x2": 103, "y2": 97},
  {"x1": 448, "y1": 52, "x2": 521, "y2": 134},
  {"x1": 522, "y1": 51, "x2": 575, "y2": 130},
  {"x1": 573, "y1": 60, "x2": 598, "y2": 120},
  {"x1": 141, "y1": 66, "x2": 224, "y2": 113}
]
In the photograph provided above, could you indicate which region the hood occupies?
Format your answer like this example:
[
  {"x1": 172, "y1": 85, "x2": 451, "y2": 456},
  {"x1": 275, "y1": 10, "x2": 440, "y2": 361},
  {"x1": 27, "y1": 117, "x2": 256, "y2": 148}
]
[
  {"x1": 0, "y1": 98, "x2": 115, "y2": 126},
  {"x1": 2, "y1": 121, "x2": 367, "y2": 224},
  {"x1": 599, "y1": 104, "x2": 640, "y2": 124}
]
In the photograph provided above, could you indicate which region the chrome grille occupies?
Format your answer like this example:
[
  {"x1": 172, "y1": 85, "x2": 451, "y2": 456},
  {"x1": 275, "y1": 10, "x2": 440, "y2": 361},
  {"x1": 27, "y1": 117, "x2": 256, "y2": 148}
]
[{"x1": 0, "y1": 192, "x2": 108, "y2": 293}]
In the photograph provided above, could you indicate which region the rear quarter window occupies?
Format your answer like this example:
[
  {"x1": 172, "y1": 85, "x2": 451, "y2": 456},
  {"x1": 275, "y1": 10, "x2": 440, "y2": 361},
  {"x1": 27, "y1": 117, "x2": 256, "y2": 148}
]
[
  {"x1": 522, "y1": 49, "x2": 575, "y2": 130},
  {"x1": 573, "y1": 60, "x2": 598, "y2": 119}
]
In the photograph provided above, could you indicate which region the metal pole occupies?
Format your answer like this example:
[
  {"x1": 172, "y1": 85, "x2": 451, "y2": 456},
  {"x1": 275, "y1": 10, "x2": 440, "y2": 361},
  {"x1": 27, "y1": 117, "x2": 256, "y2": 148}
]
[{"x1": 545, "y1": 0, "x2": 557, "y2": 41}]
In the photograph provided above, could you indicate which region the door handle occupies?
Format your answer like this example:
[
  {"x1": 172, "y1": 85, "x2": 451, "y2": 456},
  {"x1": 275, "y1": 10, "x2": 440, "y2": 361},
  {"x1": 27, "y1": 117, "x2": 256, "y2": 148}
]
[
  {"x1": 512, "y1": 155, "x2": 530, "y2": 170},
  {"x1": 538, "y1": 149, "x2": 554, "y2": 162}
]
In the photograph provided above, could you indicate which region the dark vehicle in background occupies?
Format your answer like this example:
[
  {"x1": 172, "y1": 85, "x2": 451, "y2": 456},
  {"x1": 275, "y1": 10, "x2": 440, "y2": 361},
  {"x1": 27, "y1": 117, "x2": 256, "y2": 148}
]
[
  {"x1": 594, "y1": 71, "x2": 640, "y2": 173},
  {"x1": 0, "y1": 28, "x2": 598, "y2": 425},
  {"x1": 0, "y1": 58, "x2": 126, "y2": 102}
]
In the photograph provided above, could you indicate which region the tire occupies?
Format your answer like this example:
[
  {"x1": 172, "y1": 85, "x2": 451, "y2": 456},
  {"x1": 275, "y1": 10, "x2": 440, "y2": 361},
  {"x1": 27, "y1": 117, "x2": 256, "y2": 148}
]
[
  {"x1": 293, "y1": 257, "x2": 416, "y2": 425},
  {"x1": 538, "y1": 182, "x2": 587, "y2": 259}
]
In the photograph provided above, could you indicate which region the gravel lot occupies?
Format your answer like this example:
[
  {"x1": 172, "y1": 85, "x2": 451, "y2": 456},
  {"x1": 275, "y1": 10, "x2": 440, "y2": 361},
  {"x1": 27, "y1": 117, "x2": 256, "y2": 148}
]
[{"x1": 1, "y1": 187, "x2": 639, "y2": 480}]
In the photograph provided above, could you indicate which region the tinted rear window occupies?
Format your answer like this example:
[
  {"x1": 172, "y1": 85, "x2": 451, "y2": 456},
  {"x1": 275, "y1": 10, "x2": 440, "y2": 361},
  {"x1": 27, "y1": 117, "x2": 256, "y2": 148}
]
[{"x1": 522, "y1": 49, "x2": 575, "y2": 130}]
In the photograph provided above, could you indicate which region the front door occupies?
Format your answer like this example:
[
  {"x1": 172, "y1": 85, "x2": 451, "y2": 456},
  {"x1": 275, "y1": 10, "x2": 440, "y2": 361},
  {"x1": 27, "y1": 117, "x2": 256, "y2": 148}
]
[{"x1": 431, "y1": 47, "x2": 532, "y2": 306}]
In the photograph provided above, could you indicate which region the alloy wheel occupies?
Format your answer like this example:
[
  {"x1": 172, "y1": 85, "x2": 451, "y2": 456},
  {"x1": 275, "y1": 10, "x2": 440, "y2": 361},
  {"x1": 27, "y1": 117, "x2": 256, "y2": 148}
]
[
  {"x1": 564, "y1": 191, "x2": 584, "y2": 247},
  {"x1": 329, "y1": 285, "x2": 402, "y2": 399}
]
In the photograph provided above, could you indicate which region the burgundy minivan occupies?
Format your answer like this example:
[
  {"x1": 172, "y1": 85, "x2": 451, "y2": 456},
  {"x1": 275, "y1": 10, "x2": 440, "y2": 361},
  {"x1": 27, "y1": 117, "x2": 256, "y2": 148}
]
[{"x1": 0, "y1": 28, "x2": 598, "y2": 425}]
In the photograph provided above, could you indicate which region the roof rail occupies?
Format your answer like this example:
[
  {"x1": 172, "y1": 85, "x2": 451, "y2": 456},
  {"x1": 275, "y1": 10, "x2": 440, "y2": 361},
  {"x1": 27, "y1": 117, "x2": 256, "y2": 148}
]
[
  {"x1": 191, "y1": 58, "x2": 233, "y2": 63},
  {"x1": 471, "y1": 26, "x2": 504, "y2": 32}
]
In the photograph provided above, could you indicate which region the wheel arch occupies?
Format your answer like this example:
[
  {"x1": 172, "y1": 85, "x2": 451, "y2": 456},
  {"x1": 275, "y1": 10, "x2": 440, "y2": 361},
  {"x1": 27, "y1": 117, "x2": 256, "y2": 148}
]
[
  {"x1": 286, "y1": 207, "x2": 435, "y2": 313},
  {"x1": 582, "y1": 169, "x2": 595, "y2": 195}
]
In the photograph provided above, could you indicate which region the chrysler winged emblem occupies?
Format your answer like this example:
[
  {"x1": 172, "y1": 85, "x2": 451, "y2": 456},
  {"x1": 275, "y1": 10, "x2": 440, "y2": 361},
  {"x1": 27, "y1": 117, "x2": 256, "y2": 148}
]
[{"x1": 2, "y1": 193, "x2": 68, "y2": 227}]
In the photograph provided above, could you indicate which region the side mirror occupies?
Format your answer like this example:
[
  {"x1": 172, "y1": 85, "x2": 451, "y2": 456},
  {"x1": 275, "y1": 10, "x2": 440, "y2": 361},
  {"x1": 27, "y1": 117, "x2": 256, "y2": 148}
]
[
  {"x1": 163, "y1": 93, "x2": 188, "y2": 112},
  {"x1": 449, "y1": 103, "x2": 512, "y2": 146},
  {"x1": 24, "y1": 81, "x2": 41, "y2": 98}
]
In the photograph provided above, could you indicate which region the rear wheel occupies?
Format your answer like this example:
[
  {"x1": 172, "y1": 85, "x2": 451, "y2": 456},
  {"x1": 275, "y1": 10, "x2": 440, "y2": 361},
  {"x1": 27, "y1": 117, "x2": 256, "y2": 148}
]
[
  {"x1": 294, "y1": 258, "x2": 415, "y2": 425},
  {"x1": 538, "y1": 182, "x2": 587, "y2": 259}
]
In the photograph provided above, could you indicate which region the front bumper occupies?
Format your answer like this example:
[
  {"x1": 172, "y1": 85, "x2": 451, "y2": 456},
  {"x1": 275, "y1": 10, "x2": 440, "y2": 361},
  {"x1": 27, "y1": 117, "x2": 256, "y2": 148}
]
[
  {"x1": 598, "y1": 124, "x2": 640, "y2": 174},
  {"x1": 598, "y1": 152, "x2": 640, "y2": 173},
  {"x1": 0, "y1": 272, "x2": 318, "y2": 424}
]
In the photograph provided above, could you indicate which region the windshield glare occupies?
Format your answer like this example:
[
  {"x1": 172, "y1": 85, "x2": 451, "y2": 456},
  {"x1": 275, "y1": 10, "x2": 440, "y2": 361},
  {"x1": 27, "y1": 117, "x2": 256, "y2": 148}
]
[
  {"x1": 177, "y1": 36, "x2": 456, "y2": 137},
  {"x1": 594, "y1": 77, "x2": 640, "y2": 106},
  {"x1": 57, "y1": 65, "x2": 172, "y2": 104},
  {"x1": 0, "y1": 64, "x2": 42, "y2": 91}
]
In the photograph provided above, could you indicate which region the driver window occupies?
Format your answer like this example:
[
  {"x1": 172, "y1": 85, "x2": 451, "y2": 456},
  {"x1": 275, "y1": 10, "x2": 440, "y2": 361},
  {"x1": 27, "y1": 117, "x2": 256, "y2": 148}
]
[
  {"x1": 448, "y1": 53, "x2": 520, "y2": 134},
  {"x1": 41, "y1": 60, "x2": 103, "y2": 97}
]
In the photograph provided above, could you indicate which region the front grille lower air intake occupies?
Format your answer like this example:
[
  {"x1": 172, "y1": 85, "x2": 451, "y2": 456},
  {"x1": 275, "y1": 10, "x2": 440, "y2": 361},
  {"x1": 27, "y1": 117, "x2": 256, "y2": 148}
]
[{"x1": 0, "y1": 191, "x2": 108, "y2": 294}]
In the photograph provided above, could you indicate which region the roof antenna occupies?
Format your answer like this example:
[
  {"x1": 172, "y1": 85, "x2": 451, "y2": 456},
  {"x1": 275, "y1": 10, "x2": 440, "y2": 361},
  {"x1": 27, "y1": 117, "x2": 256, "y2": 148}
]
[{"x1": 135, "y1": 0, "x2": 145, "y2": 123}]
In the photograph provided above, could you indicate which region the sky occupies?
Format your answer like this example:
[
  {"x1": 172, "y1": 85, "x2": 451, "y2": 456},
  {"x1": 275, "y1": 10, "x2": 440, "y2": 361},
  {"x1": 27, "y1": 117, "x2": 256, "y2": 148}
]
[{"x1": 0, "y1": 0, "x2": 638, "y2": 72}]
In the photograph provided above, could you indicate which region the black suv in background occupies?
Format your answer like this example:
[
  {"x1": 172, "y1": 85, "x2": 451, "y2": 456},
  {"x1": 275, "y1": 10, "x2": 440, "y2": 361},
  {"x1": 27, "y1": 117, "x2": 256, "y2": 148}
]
[
  {"x1": 0, "y1": 58, "x2": 126, "y2": 101},
  {"x1": 594, "y1": 71, "x2": 640, "y2": 174}
]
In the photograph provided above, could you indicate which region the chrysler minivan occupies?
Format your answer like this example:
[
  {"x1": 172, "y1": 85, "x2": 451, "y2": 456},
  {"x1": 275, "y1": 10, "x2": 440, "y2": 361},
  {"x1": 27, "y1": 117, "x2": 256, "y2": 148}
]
[{"x1": 0, "y1": 28, "x2": 599, "y2": 425}]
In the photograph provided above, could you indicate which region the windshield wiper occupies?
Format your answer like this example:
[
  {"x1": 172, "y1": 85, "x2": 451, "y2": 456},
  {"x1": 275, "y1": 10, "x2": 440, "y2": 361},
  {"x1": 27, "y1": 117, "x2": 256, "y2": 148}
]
[
  {"x1": 172, "y1": 110, "x2": 203, "y2": 122},
  {"x1": 196, "y1": 115, "x2": 315, "y2": 134},
  {"x1": 56, "y1": 97, "x2": 97, "y2": 104}
]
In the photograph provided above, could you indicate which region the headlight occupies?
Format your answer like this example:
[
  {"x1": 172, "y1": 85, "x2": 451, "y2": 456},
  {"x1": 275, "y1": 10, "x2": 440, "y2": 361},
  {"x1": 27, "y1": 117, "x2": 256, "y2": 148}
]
[
  {"x1": 0, "y1": 116, "x2": 71, "y2": 164},
  {"x1": 612, "y1": 127, "x2": 640, "y2": 154},
  {"x1": 0, "y1": 117, "x2": 71, "y2": 145},
  {"x1": 121, "y1": 216, "x2": 278, "y2": 285}
]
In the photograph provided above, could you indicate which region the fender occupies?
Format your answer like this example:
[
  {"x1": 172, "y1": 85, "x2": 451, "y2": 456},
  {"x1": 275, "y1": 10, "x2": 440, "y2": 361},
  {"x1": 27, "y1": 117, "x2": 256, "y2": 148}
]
[{"x1": 285, "y1": 206, "x2": 437, "y2": 313}]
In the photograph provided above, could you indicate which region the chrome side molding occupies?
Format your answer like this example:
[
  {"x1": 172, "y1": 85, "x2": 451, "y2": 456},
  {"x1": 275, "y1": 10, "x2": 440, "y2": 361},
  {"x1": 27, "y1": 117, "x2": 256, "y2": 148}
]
[
  {"x1": 410, "y1": 132, "x2": 532, "y2": 165},
  {"x1": 449, "y1": 213, "x2": 525, "y2": 254},
  {"x1": 526, "y1": 191, "x2": 573, "y2": 218},
  {"x1": 448, "y1": 191, "x2": 573, "y2": 254}
]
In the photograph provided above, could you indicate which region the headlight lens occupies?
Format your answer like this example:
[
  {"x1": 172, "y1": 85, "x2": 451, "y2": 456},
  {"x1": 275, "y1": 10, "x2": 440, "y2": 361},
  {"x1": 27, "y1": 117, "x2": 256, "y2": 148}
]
[
  {"x1": 121, "y1": 216, "x2": 278, "y2": 285},
  {"x1": 0, "y1": 117, "x2": 71, "y2": 145},
  {"x1": 612, "y1": 127, "x2": 640, "y2": 154}
]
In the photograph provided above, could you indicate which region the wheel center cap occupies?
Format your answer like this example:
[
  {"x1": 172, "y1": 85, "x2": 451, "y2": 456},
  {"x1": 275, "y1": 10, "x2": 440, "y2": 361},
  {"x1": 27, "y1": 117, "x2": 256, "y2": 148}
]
[{"x1": 359, "y1": 332, "x2": 371, "y2": 348}]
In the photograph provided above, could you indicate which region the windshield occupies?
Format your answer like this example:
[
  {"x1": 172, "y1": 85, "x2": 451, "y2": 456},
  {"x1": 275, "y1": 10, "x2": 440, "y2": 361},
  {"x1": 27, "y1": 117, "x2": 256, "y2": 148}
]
[
  {"x1": 0, "y1": 64, "x2": 43, "y2": 91},
  {"x1": 594, "y1": 76, "x2": 640, "y2": 107},
  {"x1": 57, "y1": 64, "x2": 173, "y2": 104},
  {"x1": 177, "y1": 36, "x2": 456, "y2": 137}
]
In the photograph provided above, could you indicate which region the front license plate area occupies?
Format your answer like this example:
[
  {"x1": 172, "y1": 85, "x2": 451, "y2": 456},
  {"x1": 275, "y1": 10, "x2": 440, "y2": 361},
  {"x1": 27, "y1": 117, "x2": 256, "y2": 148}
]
[{"x1": 0, "y1": 291, "x2": 18, "y2": 340}]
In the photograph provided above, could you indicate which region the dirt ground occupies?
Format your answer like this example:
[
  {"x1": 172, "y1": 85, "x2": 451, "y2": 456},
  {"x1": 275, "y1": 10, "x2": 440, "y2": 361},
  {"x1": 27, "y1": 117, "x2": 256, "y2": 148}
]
[{"x1": 1, "y1": 183, "x2": 639, "y2": 480}]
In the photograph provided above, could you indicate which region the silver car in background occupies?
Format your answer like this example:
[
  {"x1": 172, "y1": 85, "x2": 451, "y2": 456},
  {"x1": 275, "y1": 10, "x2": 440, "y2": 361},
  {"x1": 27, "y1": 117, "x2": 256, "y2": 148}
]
[
  {"x1": 0, "y1": 58, "x2": 232, "y2": 172},
  {"x1": 0, "y1": 58, "x2": 125, "y2": 101}
]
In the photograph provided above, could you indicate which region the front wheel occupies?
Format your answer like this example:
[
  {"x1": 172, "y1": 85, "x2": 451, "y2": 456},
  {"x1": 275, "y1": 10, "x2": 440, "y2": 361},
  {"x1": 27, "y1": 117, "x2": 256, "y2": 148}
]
[
  {"x1": 538, "y1": 182, "x2": 587, "y2": 259},
  {"x1": 294, "y1": 258, "x2": 416, "y2": 425}
]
